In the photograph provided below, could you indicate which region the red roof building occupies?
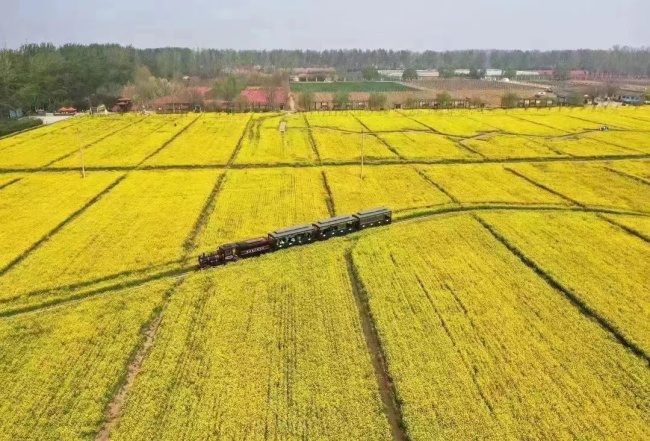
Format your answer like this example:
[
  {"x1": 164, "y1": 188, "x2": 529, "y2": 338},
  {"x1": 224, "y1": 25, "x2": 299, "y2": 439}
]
[{"x1": 240, "y1": 88, "x2": 287, "y2": 110}]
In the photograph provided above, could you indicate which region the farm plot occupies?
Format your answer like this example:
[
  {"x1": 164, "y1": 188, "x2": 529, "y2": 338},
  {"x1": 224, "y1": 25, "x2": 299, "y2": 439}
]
[
  {"x1": 400, "y1": 111, "x2": 498, "y2": 137},
  {"x1": 144, "y1": 114, "x2": 250, "y2": 166},
  {"x1": 305, "y1": 113, "x2": 365, "y2": 132},
  {"x1": 0, "y1": 172, "x2": 122, "y2": 272},
  {"x1": 0, "y1": 170, "x2": 221, "y2": 308},
  {"x1": 198, "y1": 168, "x2": 330, "y2": 249},
  {"x1": 312, "y1": 128, "x2": 397, "y2": 162},
  {"x1": 609, "y1": 159, "x2": 650, "y2": 179},
  {"x1": 323, "y1": 165, "x2": 451, "y2": 215},
  {"x1": 235, "y1": 116, "x2": 316, "y2": 165},
  {"x1": 0, "y1": 279, "x2": 171, "y2": 441},
  {"x1": 417, "y1": 164, "x2": 569, "y2": 205},
  {"x1": 377, "y1": 132, "x2": 476, "y2": 160},
  {"x1": 584, "y1": 131, "x2": 650, "y2": 154},
  {"x1": 471, "y1": 112, "x2": 567, "y2": 136},
  {"x1": 541, "y1": 135, "x2": 641, "y2": 157},
  {"x1": 510, "y1": 162, "x2": 650, "y2": 212},
  {"x1": 512, "y1": 111, "x2": 602, "y2": 133},
  {"x1": 463, "y1": 134, "x2": 561, "y2": 159},
  {"x1": 0, "y1": 115, "x2": 137, "y2": 169},
  {"x1": 354, "y1": 111, "x2": 429, "y2": 131},
  {"x1": 602, "y1": 214, "x2": 650, "y2": 238},
  {"x1": 0, "y1": 117, "x2": 81, "y2": 151},
  {"x1": 352, "y1": 214, "x2": 650, "y2": 440},
  {"x1": 49, "y1": 115, "x2": 197, "y2": 168},
  {"x1": 479, "y1": 211, "x2": 650, "y2": 356},
  {"x1": 566, "y1": 110, "x2": 650, "y2": 131},
  {"x1": 110, "y1": 244, "x2": 391, "y2": 441}
]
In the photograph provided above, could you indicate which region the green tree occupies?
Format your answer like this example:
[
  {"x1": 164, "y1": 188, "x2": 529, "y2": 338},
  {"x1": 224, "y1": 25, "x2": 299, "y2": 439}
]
[
  {"x1": 501, "y1": 92, "x2": 520, "y2": 108},
  {"x1": 438, "y1": 67, "x2": 455, "y2": 78},
  {"x1": 362, "y1": 66, "x2": 380, "y2": 81},
  {"x1": 333, "y1": 91, "x2": 350, "y2": 109},
  {"x1": 212, "y1": 74, "x2": 246, "y2": 102},
  {"x1": 298, "y1": 92, "x2": 314, "y2": 110},
  {"x1": 368, "y1": 93, "x2": 387, "y2": 110},
  {"x1": 469, "y1": 68, "x2": 485, "y2": 79},
  {"x1": 503, "y1": 69, "x2": 517, "y2": 80},
  {"x1": 436, "y1": 92, "x2": 452, "y2": 108},
  {"x1": 553, "y1": 65, "x2": 571, "y2": 81},
  {"x1": 402, "y1": 68, "x2": 418, "y2": 81}
]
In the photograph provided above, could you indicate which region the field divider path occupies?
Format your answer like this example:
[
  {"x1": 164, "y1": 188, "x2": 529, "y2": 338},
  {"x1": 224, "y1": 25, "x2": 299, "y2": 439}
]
[
  {"x1": 320, "y1": 170, "x2": 337, "y2": 217},
  {"x1": 475, "y1": 214, "x2": 650, "y2": 366},
  {"x1": 345, "y1": 250, "x2": 409, "y2": 441},
  {"x1": 303, "y1": 115, "x2": 322, "y2": 165},
  {"x1": 504, "y1": 167, "x2": 582, "y2": 206},
  {"x1": 350, "y1": 114, "x2": 406, "y2": 160},
  {"x1": 597, "y1": 215, "x2": 650, "y2": 244},
  {"x1": 506, "y1": 113, "x2": 571, "y2": 135}
]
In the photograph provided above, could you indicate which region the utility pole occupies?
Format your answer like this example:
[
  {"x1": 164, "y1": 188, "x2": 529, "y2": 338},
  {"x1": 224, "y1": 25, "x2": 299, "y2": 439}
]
[
  {"x1": 360, "y1": 127, "x2": 364, "y2": 179},
  {"x1": 77, "y1": 129, "x2": 86, "y2": 178}
]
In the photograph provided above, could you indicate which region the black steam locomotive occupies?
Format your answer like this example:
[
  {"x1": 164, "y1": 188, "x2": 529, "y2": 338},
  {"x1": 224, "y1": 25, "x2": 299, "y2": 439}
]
[{"x1": 198, "y1": 207, "x2": 392, "y2": 269}]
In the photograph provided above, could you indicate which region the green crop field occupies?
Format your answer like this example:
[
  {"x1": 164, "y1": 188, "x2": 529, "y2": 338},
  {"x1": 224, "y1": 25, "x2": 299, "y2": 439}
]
[{"x1": 290, "y1": 81, "x2": 417, "y2": 93}]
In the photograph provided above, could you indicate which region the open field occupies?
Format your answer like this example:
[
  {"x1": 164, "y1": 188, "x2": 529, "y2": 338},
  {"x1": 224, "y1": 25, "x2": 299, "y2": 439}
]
[
  {"x1": 0, "y1": 107, "x2": 649, "y2": 440},
  {"x1": 290, "y1": 81, "x2": 417, "y2": 93}
]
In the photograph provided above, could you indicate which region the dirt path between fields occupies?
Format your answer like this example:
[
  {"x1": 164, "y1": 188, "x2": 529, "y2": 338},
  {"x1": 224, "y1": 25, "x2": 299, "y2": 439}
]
[{"x1": 345, "y1": 251, "x2": 409, "y2": 441}]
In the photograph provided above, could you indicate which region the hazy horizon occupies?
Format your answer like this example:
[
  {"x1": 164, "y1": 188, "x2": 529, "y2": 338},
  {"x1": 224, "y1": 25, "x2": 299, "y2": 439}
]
[{"x1": 2, "y1": 0, "x2": 649, "y2": 51}]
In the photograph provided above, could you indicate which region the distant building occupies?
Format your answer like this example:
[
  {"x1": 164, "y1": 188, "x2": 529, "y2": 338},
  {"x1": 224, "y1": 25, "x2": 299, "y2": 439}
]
[{"x1": 239, "y1": 88, "x2": 287, "y2": 110}]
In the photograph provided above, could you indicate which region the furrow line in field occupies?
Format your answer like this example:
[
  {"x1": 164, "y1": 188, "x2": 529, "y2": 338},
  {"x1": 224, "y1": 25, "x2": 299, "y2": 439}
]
[
  {"x1": 0, "y1": 173, "x2": 128, "y2": 278},
  {"x1": 350, "y1": 113, "x2": 406, "y2": 160},
  {"x1": 475, "y1": 215, "x2": 650, "y2": 366},
  {"x1": 42, "y1": 115, "x2": 148, "y2": 168},
  {"x1": 412, "y1": 167, "x2": 461, "y2": 203},
  {"x1": 320, "y1": 170, "x2": 337, "y2": 217},
  {"x1": 0, "y1": 177, "x2": 22, "y2": 191},
  {"x1": 183, "y1": 172, "x2": 228, "y2": 253},
  {"x1": 395, "y1": 110, "x2": 443, "y2": 134},
  {"x1": 303, "y1": 114, "x2": 322, "y2": 165},
  {"x1": 345, "y1": 251, "x2": 409, "y2": 441},
  {"x1": 139, "y1": 113, "x2": 202, "y2": 164},
  {"x1": 506, "y1": 113, "x2": 571, "y2": 134},
  {"x1": 504, "y1": 167, "x2": 582, "y2": 206},
  {"x1": 226, "y1": 114, "x2": 253, "y2": 166},
  {"x1": 597, "y1": 215, "x2": 650, "y2": 244},
  {"x1": 605, "y1": 166, "x2": 650, "y2": 187}
]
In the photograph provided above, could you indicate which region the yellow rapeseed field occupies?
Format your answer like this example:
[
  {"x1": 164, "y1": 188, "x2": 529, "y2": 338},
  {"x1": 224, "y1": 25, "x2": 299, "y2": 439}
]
[
  {"x1": 111, "y1": 244, "x2": 392, "y2": 440},
  {"x1": 0, "y1": 115, "x2": 137, "y2": 168},
  {"x1": 144, "y1": 113, "x2": 251, "y2": 166},
  {"x1": 0, "y1": 172, "x2": 121, "y2": 270},
  {"x1": 198, "y1": 168, "x2": 330, "y2": 248},
  {"x1": 417, "y1": 164, "x2": 569, "y2": 205},
  {"x1": 0, "y1": 170, "x2": 221, "y2": 307},
  {"x1": 352, "y1": 214, "x2": 650, "y2": 440},
  {"x1": 1, "y1": 107, "x2": 649, "y2": 440},
  {"x1": 235, "y1": 115, "x2": 316, "y2": 164},
  {"x1": 510, "y1": 162, "x2": 650, "y2": 212},
  {"x1": 0, "y1": 279, "x2": 172, "y2": 441},
  {"x1": 323, "y1": 165, "x2": 451, "y2": 214},
  {"x1": 479, "y1": 211, "x2": 650, "y2": 354}
]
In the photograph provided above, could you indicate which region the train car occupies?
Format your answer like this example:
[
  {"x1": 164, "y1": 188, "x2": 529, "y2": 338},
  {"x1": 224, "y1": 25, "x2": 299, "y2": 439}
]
[
  {"x1": 353, "y1": 207, "x2": 392, "y2": 229},
  {"x1": 268, "y1": 224, "x2": 316, "y2": 250},
  {"x1": 198, "y1": 237, "x2": 272, "y2": 268},
  {"x1": 313, "y1": 215, "x2": 358, "y2": 240}
]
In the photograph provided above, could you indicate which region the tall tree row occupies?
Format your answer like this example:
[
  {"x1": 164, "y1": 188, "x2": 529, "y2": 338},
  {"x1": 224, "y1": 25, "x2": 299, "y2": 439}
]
[{"x1": 1, "y1": 44, "x2": 649, "y2": 114}]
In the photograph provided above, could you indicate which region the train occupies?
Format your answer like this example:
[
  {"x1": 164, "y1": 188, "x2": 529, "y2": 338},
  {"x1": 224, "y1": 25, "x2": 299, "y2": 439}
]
[{"x1": 198, "y1": 207, "x2": 392, "y2": 269}]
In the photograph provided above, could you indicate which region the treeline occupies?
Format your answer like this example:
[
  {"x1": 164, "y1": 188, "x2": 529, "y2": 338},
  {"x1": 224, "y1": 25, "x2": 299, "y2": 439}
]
[{"x1": 1, "y1": 43, "x2": 649, "y2": 113}]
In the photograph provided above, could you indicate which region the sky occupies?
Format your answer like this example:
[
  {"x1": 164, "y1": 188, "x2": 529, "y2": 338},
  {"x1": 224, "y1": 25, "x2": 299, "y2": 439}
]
[{"x1": 2, "y1": 0, "x2": 649, "y2": 51}]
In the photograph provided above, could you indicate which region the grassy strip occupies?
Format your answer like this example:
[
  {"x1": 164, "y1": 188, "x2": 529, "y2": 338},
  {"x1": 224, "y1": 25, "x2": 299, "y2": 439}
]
[
  {"x1": 303, "y1": 114, "x2": 322, "y2": 165},
  {"x1": 320, "y1": 170, "x2": 337, "y2": 216},
  {"x1": 605, "y1": 166, "x2": 650, "y2": 187},
  {"x1": 476, "y1": 215, "x2": 650, "y2": 366},
  {"x1": 597, "y1": 214, "x2": 650, "y2": 244},
  {"x1": 412, "y1": 167, "x2": 460, "y2": 203},
  {"x1": 504, "y1": 167, "x2": 582, "y2": 205},
  {"x1": 183, "y1": 172, "x2": 228, "y2": 253}
]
